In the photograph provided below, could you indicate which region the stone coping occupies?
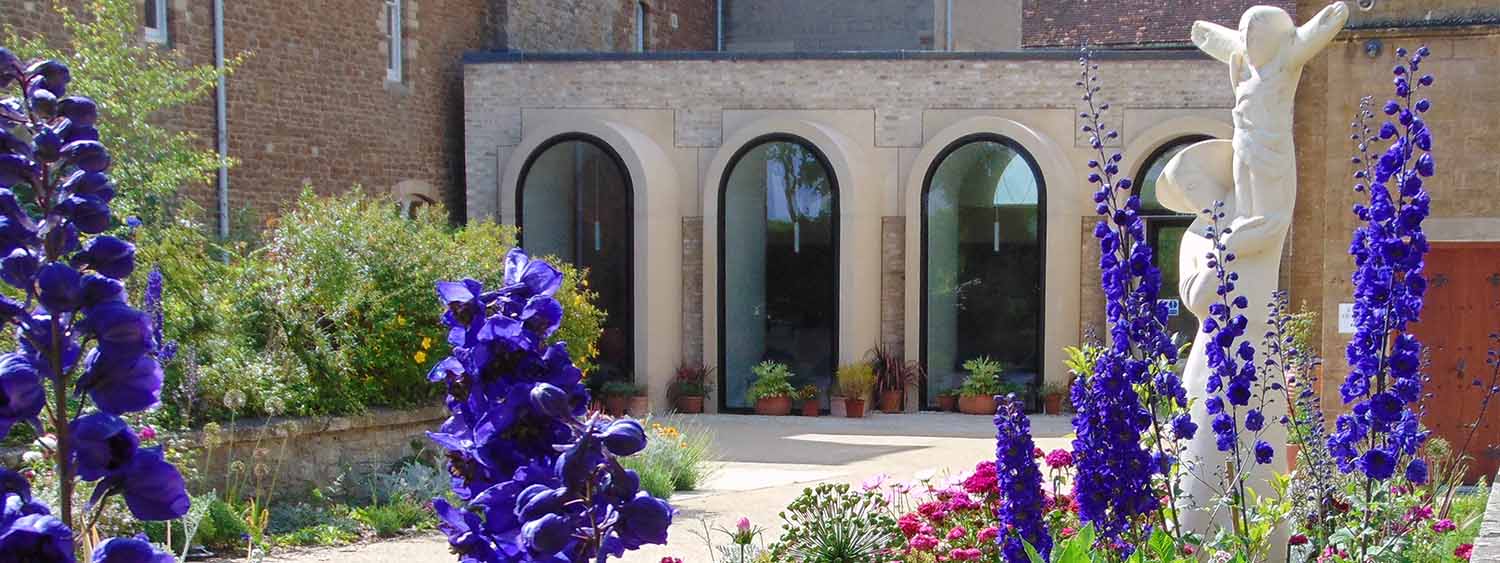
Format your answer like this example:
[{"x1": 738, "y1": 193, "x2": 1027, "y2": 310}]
[
  {"x1": 176, "y1": 405, "x2": 449, "y2": 446},
  {"x1": 1476, "y1": 477, "x2": 1500, "y2": 561},
  {"x1": 462, "y1": 47, "x2": 1211, "y2": 65}
]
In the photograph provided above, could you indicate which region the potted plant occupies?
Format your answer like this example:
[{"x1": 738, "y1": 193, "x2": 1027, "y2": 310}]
[
  {"x1": 869, "y1": 344, "x2": 924, "y2": 413},
  {"x1": 627, "y1": 382, "x2": 650, "y2": 416},
  {"x1": 600, "y1": 380, "x2": 636, "y2": 417},
  {"x1": 747, "y1": 361, "x2": 795, "y2": 416},
  {"x1": 957, "y1": 356, "x2": 1004, "y2": 415},
  {"x1": 936, "y1": 389, "x2": 959, "y2": 412},
  {"x1": 797, "y1": 385, "x2": 821, "y2": 417},
  {"x1": 670, "y1": 363, "x2": 714, "y2": 414},
  {"x1": 837, "y1": 363, "x2": 875, "y2": 418},
  {"x1": 1042, "y1": 381, "x2": 1068, "y2": 415}
]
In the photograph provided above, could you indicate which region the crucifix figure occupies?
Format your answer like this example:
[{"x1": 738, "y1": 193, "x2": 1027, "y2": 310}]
[{"x1": 1155, "y1": 2, "x2": 1348, "y2": 558}]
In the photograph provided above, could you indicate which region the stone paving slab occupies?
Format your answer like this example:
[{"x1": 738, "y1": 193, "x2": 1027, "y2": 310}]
[
  {"x1": 1475, "y1": 478, "x2": 1500, "y2": 563},
  {"x1": 246, "y1": 412, "x2": 1071, "y2": 563}
]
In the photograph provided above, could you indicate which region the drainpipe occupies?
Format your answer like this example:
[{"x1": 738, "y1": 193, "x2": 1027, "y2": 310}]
[
  {"x1": 716, "y1": 0, "x2": 724, "y2": 51},
  {"x1": 945, "y1": 0, "x2": 953, "y2": 50},
  {"x1": 213, "y1": 0, "x2": 229, "y2": 239}
]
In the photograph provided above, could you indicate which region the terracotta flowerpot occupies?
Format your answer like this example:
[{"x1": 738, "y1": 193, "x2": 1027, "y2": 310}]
[
  {"x1": 844, "y1": 398, "x2": 867, "y2": 418},
  {"x1": 801, "y1": 400, "x2": 820, "y2": 417},
  {"x1": 936, "y1": 395, "x2": 957, "y2": 412},
  {"x1": 1044, "y1": 394, "x2": 1064, "y2": 415},
  {"x1": 878, "y1": 390, "x2": 903, "y2": 413},
  {"x1": 628, "y1": 395, "x2": 650, "y2": 417},
  {"x1": 1286, "y1": 444, "x2": 1301, "y2": 472},
  {"x1": 958, "y1": 395, "x2": 998, "y2": 415},
  {"x1": 604, "y1": 395, "x2": 628, "y2": 417},
  {"x1": 675, "y1": 396, "x2": 704, "y2": 414},
  {"x1": 755, "y1": 396, "x2": 792, "y2": 416}
]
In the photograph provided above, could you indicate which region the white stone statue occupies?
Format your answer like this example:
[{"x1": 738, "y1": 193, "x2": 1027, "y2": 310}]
[{"x1": 1157, "y1": 1, "x2": 1348, "y2": 557}]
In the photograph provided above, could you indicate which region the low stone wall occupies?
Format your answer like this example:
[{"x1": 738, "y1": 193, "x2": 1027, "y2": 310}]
[
  {"x1": 1476, "y1": 479, "x2": 1500, "y2": 562},
  {"x1": 188, "y1": 405, "x2": 448, "y2": 498}
]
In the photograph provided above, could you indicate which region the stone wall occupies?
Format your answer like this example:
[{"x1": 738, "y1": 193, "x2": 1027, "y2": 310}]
[
  {"x1": 1477, "y1": 483, "x2": 1500, "y2": 563},
  {"x1": 1288, "y1": 0, "x2": 1500, "y2": 413},
  {"x1": 682, "y1": 216, "x2": 704, "y2": 365},
  {"x1": 724, "y1": 0, "x2": 935, "y2": 51},
  {"x1": 1022, "y1": 0, "x2": 1297, "y2": 47},
  {"x1": 191, "y1": 406, "x2": 448, "y2": 498},
  {"x1": 881, "y1": 216, "x2": 905, "y2": 349}
]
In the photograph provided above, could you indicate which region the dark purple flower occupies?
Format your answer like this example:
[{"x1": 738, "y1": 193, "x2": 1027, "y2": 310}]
[
  {"x1": 1358, "y1": 448, "x2": 1396, "y2": 480},
  {"x1": 76, "y1": 349, "x2": 163, "y2": 416},
  {"x1": 71, "y1": 236, "x2": 134, "y2": 280},
  {"x1": 88, "y1": 536, "x2": 174, "y2": 563},
  {"x1": 56, "y1": 97, "x2": 96, "y2": 127},
  {"x1": 528, "y1": 383, "x2": 570, "y2": 419},
  {"x1": 1405, "y1": 458, "x2": 1429, "y2": 485},
  {"x1": 0, "y1": 513, "x2": 74, "y2": 563},
  {"x1": 520, "y1": 513, "x2": 573, "y2": 555},
  {"x1": 1254, "y1": 441, "x2": 1274, "y2": 465},
  {"x1": 993, "y1": 397, "x2": 1050, "y2": 563},
  {"x1": 69, "y1": 413, "x2": 139, "y2": 481},
  {"x1": 0, "y1": 353, "x2": 45, "y2": 438},
  {"x1": 90, "y1": 447, "x2": 189, "y2": 521},
  {"x1": 616, "y1": 491, "x2": 673, "y2": 549},
  {"x1": 0, "y1": 249, "x2": 37, "y2": 289},
  {"x1": 599, "y1": 419, "x2": 647, "y2": 457},
  {"x1": 36, "y1": 263, "x2": 83, "y2": 312}
]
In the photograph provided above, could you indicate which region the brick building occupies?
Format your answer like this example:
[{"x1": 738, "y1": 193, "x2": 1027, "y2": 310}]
[{"x1": 1, "y1": 0, "x2": 716, "y2": 229}]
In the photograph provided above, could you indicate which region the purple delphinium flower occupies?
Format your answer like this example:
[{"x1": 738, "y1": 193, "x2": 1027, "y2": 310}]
[
  {"x1": 0, "y1": 45, "x2": 189, "y2": 544},
  {"x1": 428, "y1": 249, "x2": 672, "y2": 562},
  {"x1": 1326, "y1": 46, "x2": 1437, "y2": 481},
  {"x1": 89, "y1": 536, "x2": 175, "y2": 563},
  {"x1": 993, "y1": 395, "x2": 1051, "y2": 563},
  {"x1": 1069, "y1": 49, "x2": 1182, "y2": 549}
]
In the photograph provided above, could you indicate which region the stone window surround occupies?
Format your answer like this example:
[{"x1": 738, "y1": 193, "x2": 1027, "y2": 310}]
[{"x1": 143, "y1": 0, "x2": 168, "y2": 44}]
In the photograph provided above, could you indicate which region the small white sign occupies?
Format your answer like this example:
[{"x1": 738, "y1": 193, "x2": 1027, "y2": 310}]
[
  {"x1": 1159, "y1": 298, "x2": 1181, "y2": 318},
  {"x1": 1338, "y1": 303, "x2": 1356, "y2": 334}
]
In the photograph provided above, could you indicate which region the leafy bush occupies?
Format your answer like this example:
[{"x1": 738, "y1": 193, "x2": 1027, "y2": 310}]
[
  {"x1": 837, "y1": 363, "x2": 875, "y2": 398},
  {"x1": 351, "y1": 500, "x2": 431, "y2": 538},
  {"x1": 138, "y1": 190, "x2": 606, "y2": 424},
  {"x1": 618, "y1": 418, "x2": 719, "y2": 499},
  {"x1": 959, "y1": 356, "x2": 1004, "y2": 397},
  {"x1": 747, "y1": 361, "x2": 796, "y2": 400}
]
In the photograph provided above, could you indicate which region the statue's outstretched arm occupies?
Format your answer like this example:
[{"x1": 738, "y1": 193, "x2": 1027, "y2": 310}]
[
  {"x1": 1191, "y1": 21, "x2": 1241, "y2": 65},
  {"x1": 1292, "y1": 2, "x2": 1350, "y2": 65}
]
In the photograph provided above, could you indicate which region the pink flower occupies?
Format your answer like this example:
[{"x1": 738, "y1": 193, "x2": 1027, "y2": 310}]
[
  {"x1": 1060, "y1": 527, "x2": 1076, "y2": 538},
  {"x1": 137, "y1": 425, "x2": 157, "y2": 441},
  {"x1": 1403, "y1": 504, "x2": 1433, "y2": 522},
  {"x1": 1432, "y1": 518, "x2": 1456, "y2": 533},
  {"x1": 978, "y1": 526, "x2": 999, "y2": 541},
  {"x1": 917, "y1": 501, "x2": 948, "y2": 522},
  {"x1": 1455, "y1": 544, "x2": 1473, "y2": 560},
  {"x1": 908, "y1": 534, "x2": 939, "y2": 552},
  {"x1": 1032, "y1": 447, "x2": 1044, "y2": 459},
  {"x1": 862, "y1": 473, "x2": 889, "y2": 491},
  {"x1": 1288, "y1": 534, "x2": 1308, "y2": 545},
  {"x1": 1044, "y1": 448, "x2": 1074, "y2": 469},
  {"x1": 898, "y1": 513, "x2": 923, "y2": 537},
  {"x1": 736, "y1": 516, "x2": 751, "y2": 533},
  {"x1": 659, "y1": 558, "x2": 682, "y2": 563},
  {"x1": 962, "y1": 461, "x2": 998, "y2": 495},
  {"x1": 946, "y1": 526, "x2": 967, "y2": 541}
]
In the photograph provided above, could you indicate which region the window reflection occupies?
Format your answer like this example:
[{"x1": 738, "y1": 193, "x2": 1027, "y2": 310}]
[
  {"x1": 1135, "y1": 136, "x2": 1212, "y2": 345},
  {"x1": 519, "y1": 138, "x2": 634, "y2": 383},
  {"x1": 721, "y1": 139, "x2": 837, "y2": 410},
  {"x1": 923, "y1": 138, "x2": 1043, "y2": 408}
]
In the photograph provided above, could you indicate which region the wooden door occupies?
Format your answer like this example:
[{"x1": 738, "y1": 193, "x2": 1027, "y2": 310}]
[{"x1": 1409, "y1": 242, "x2": 1500, "y2": 483}]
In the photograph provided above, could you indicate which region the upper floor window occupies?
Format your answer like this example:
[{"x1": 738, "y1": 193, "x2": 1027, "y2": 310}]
[
  {"x1": 143, "y1": 0, "x2": 167, "y2": 44},
  {"x1": 634, "y1": 2, "x2": 649, "y2": 52},
  {"x1": 385, "y1": 0, "x2": 403, "y2": 82}
]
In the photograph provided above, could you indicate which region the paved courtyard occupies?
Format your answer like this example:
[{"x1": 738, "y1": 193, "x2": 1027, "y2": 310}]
[{"x1": 257, "y1": 412, "x2": 1076, "y2": 563}]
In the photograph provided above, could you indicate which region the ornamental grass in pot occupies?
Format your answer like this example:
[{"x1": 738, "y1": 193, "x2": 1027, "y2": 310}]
[
  {"x1": 837, "y1": 363, "x2": 875, "y2": 418},
  {"x1": 747, "y1": 361, "x2": 795, "y2": 416},
  {"x1": 869, "y1": 344, "x2": 924, "y2": 413},
  {"x1": 957, "y1": 356, "x2": 1004, "y2": 415},
  {"x1": 671, "y1": 363, "x2": 713, "y2": 414}
]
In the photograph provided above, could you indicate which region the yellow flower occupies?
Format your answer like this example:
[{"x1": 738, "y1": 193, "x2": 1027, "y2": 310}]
[
  {"x1": 414, "y1": 350, "x2": 427, "y2": 364},
  {"x1": 397, "y1": 315, "x2": 407, "y2": 326},
  {"x1": 421, "y1": 337, "x2": 432, "y2": 350}
]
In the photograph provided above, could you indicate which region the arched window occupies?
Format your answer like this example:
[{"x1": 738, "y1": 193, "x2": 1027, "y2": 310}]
[
  {"x1": 517, "y1": 136, "x2": 634, "y2": 383},
  {"x1": 1134, "y1": 135, "x2": 1212, "y2": 343},
  {"x1": 719, "y1": 136, "x2": 838, "y2": 411},
  {"x1": 922, "y1": 136, "x2": 1044, "y2": 409}
]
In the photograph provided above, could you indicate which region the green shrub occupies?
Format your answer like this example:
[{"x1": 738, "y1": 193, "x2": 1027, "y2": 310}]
[
  {"x1": 138, "y1": 189, "x2": 607, "y2": 424},
  {"x1": 196, "y1": 497, "x2": 252, "y2": 550},
  {"x1": 767, "y1": 483, "x2": 901, "y2": 561},
  {"x1": 618, "y1": 417, "x2": 719, "y2": 499},
  {"x1": 277, "y1": 523, "x2": 360, "y2": 547},
  {"x1": 747, "y1": 361, "x2": 795, "y2": 401},
  {"x1": 959, "y1": 356, "x2": 1005, "y2": 397},
  {"x1": 351, "y1": 499, "x2": 431, "y2": 538}
]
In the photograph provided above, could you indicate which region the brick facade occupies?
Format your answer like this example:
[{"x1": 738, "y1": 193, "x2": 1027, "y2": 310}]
[
  {"x1": 724, "y1": 0, "x2": 935, "y2": 51},
  {"x1": 504, "y1": 0, "x2": 715, "y2": 52},
  {"x1": 1023, "y1": 0, "x2": 1297, "y2": 48}
]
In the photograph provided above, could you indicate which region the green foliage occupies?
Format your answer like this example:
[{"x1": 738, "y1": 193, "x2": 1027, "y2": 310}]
[
  {"x1": 195, "y1": 497, "x2": 252, "y2": 550},
  {"x1": 600, "y1": 379, "x2": 644, "y2": 398},
  {"x1": 959, "y1": 356, "x2": 1005, "y2": 397},
  {"x1": 276, "y1": 523, "x2": 360, "y2": 547},
  {"x1": 768, "y1": 483, "x2": 901, "y2": 562},
  {"x1": 137, "y1": 189, "x2": 606, "y2": 424},
  {"x1": 747, "y1": 361, "x2": 796, "y2": 401},
  {"x1": 836, "y1": 363, "x2": 876, "y2": 397},
  {"x1": 3, "y1": 0, "x2": 239, "y2": 223},
  {"x1": 618, "y1": 417, "x2": 719, "y2": 499},
  {"x1": 1286, "y1": 303, "x2": 1320, "y2": 357},
  {"x1": 351, "y1": 499, "x2": 431, "y2": 538}
]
